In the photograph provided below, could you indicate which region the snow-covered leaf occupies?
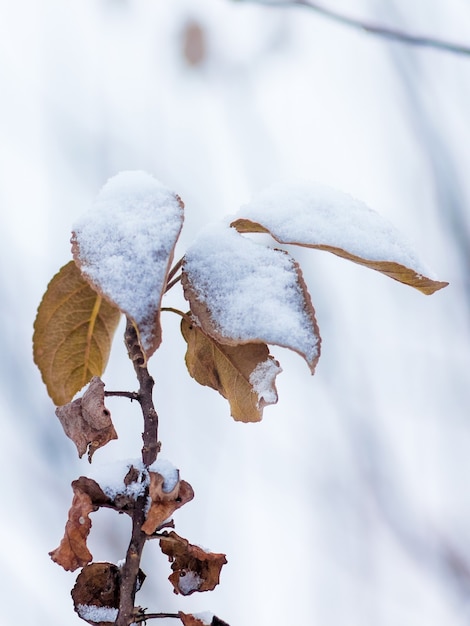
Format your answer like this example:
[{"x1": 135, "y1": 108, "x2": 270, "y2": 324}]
[
  {"x1": 159, "y1": 531, "x2": 227, "y2": 596},
  {"x1": 231, "y1": 182, "x2": 448, "y2": 295},
  {"x1": 181, "y1": 316, "x2": 281, "y2": 422},
  {"x1": 55, "y1": 377, "x2": 117, "y2": 462},
  {"x1": 33, "y1": 261, "x2": 121, "y2": 406},
  {"x1": 72, "y1": 171, "x2": 184, "y2": 358},
  {"x1": 182, "y1": 223, "x2": 321, "y2": 373}
]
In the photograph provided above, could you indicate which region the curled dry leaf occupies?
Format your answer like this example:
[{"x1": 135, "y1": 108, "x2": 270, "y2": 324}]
[
  {"x1": 181, "y1": 316, "x2": 282, "y2": 422},
  {"x1": 72, "y1": 562, "x2": 120, "y2": 626},
  {"x1": 231, "y1": 182, "x2": 448, "y2": 295},
  {"x1": 159, "y1": 531, "x2": 227, "y2": 596},
  {"x1": 55, "y1": 377, "x2": 117, "y2": 461},
  {"x1": 72, "y1": 171, "x2": 184, "y2": 358},
  {"x1": 179, "y1": 612, "x2": 230, "y2": 626},
  {"x1": 49, "y1": 477, "x2": 108, "y2": 571},
  {"x1": 33, "y1": 261, "x2": 121, "y2": 405},
  {"x1": 182, "y1": 223, "x2": 321, "y2": 373},
  {"x1": 72, "y1": 562, "x2": 146, "y2": 626},
  {"x1": 142, "y1": 471, "x2": 194, "y2": 535}
]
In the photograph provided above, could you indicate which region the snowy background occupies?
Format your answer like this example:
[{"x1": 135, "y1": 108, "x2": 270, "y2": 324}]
[{"x1": 1, "y1": 0, "x2": 470, "y2": 624}]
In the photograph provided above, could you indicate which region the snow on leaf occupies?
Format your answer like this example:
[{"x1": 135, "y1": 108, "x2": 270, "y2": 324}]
[
  {"x1": 142, "y1": 471, "x2": 194, "y2": 535},
  {"x1": 159, "y1": 531, "x2": 227, "y2": 596},
  {"x1": 181, "y1": 316, "x2": 282, "y2": 422},
  {"x1": 72, "y1": 563, "x2": 120, "y2": 626},
  {"x1": 33, "y1": 261, "x2": 121, "y2": 405},
  {"x1": 182, "y1": 223, "x2": 321, "y2": 373},
  {"x1": 55, "y1": 377, "x2": 117, "y2": 462},
  {"x1": 231, "y1": 182, "x2": 448, "y2": 295},
  {"x1": 72, "y1": 171, "x2": 184, "y2": 358}
]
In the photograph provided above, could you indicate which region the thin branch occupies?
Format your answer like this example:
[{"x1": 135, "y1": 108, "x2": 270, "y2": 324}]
[
  {"x1": 124, "y1": 319, "x2": 160, "y2": 466},
  {"x1": 116, "y1": 319, "x2": 162, "y2": 626},
  {"x1": 245, "y1": 0, "x2": 470, "y2": 57},
  {"x1": 134, "y1": 613, "x2": 181, "y2": 622},
  {"x1": 104, "y1": 390, "x2": 140, "y2": 401}
]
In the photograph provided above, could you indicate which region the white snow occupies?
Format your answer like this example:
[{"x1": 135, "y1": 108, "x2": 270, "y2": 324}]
[
  {"x1": 249, "y1": 358, "x2": 282, "y2": 407},
  {"x1": 72, "y1": 171, "x2": 184, "y2": 353},
  {"x1": 236, "y1": 181, "x2": 435, "y2": 277},
  {"x1": 178, "y1": 570, "x2": 203, "y2": 594},
  {"x1": 77, "y1": 604, "x2": 118, "y2": 623},
  {"x1": 87, "y1": 457, "x2": 179, "y2": 499},
  {"x1": 184, "y1": 222, "x2": 319, "y2": 367},
  {"x1": 148, "y1": 457, "x2": 179, "y2": 492},
  {"x1": 87, "y1": 459, "x2": 149, "y2": 500},
  {"x1": 193, "y1": 612, "x2": 215, "y2": 625}
]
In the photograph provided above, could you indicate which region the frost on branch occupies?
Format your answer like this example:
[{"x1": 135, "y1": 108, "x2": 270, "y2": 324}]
[
  {"x1": 182, "y1": 223, "x2": 321, "y2": 373},
  {"x1": 232, "y1": 181, "x2": 448, "y2": 295},
  {"x1": 72, "y1": 171, "x2": 184, "y2": 358},
  {"x1": 160, "y1": 531, "x2": 227, "y2": 596},
  {"x1": 55, "y1": 377, "x2": 117, "y2": 462},
  {"x1": 33, "y1": 261, "x2": 121, "y2": 405},
  {"x1": 181, "y1": 316, "x2": 282, "y2": 422}
]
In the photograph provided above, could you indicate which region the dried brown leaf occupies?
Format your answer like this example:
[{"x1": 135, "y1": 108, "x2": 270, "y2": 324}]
[
  {"x1": 181, "y1": 317, "x2": 281, "y2": 422},
  {"x1": 55, "y1": 377, "x2": 117, "y2": 461},
  {"x1": 142, "y1": 473, "x2": 194, "y2": 535},
  {"x1": 160, "y1": 531, "x2": 227, "y2": 596},
  {"x1": 71, "y1": 172, "x2": 184, "y2": 358},
  {"x1": 33, "y1": 261, "x2": 121, "y2": 405},
  {"x1": 72, "y1": 562, "x2": 120, "y2": 625}
]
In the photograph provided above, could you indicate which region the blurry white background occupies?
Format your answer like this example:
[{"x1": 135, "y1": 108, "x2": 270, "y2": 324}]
[{"x1": 1, "y1": 0, "x2": 470, "y2": 624}]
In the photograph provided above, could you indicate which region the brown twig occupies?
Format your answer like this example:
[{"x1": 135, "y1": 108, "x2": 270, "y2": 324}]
[
  {"x1": 104, "y1": 390, "x2": 140, "y2": 401},
  {"x1": 116, "y1": 319, "x2": 161, "y2": 626},
  {"x1": 134, "y1": 613, "x2": 181, "y2": 622},
  {"x1": 244, "y1": 0, "x2": 470, "y2": 57}
]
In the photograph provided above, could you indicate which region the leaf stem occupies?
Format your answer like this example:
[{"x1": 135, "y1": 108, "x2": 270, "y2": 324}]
[
  {"x1": 161, "y1": 307, "x2": 192, "y2": 323},
  {"x1": 167, "y1": 257, "x2": 183, "y2": 282},
  {"x1": 134, "y1": 613, "x2": 181, "y2": 622},
  {"x1": 104, "y1": 390, "x2": 140, "y2": 401},
  {"x1": 165, "y1": 273, "x2": 182, "y2": 293}
]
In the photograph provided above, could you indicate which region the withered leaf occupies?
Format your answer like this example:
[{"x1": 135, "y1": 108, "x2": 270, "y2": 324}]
[
  {"x1": 33, "y1": 261, "x2": 121, "y2": 405},
  {"x1": 231, "y1": 182, "x2": 448, "y2": 295},
  {"x1": 159, "y1": 531, "x2": 227, "y2": 596},
  {"x1": 181, "y1": 316, "x2": 282, "y2": 422},
  {"x1": 71, "y1": 562, "x2": 145, "y2": 626},
  {"x1": 72, "y1": 171, "x2": 184, "y2": 358},
  {"x1": 182, "y1": 224, "x2": 321, "y2": 373},
  {"x1": 142, "y1": 472, "x2": 194, "y2": 535},
  {"x1": 179, "y1": 612, "x2": 230, "y2": 626},
  {"x1": 49, "y1": 478, "x2": 107, "y2": 571},
  {"x1": 72, "y1": 562, "x2": 120, "y2": 626},
  {"x1": 55, "y1": 377, "x2": 117, "y2": 461}
]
